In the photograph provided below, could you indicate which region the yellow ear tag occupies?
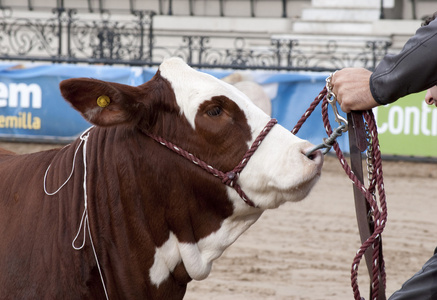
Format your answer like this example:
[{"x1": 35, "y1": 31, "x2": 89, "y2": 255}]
[{"x1": 97, "y1": 95, "x2": 111, "y2": 108}]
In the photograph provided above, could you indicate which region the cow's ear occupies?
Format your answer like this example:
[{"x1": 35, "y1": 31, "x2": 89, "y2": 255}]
[{"x1": 60, "y1": 78, "x2": 142, "y2": 126}]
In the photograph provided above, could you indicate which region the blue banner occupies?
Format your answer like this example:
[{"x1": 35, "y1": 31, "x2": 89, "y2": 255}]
[
  {"x1": 0, "y1": 64, "x2": 153, "y2": 142},
  {"x1": 0, "y1": 63, "x2": 348, "y2": 152}
]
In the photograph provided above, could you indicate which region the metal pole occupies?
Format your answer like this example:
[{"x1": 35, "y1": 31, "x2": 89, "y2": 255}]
[
  {"x1": 168, "y1": 0, "x2": 173, "y2": 15},
  {"x1": 282, "y1": 0, "x2": 287, "y2": 18},
  {"x1": 158, "y1": 0, "x2": 163, "y2": 15},
  {"x1": 129, "y1": 0, "x2": 134, "y2": 14},
  {"x1": 87, "y1": 0, "x2": 93, "y2": 12},
  {"x1": 250, "y1": 0, "x2": 255, "y2": 17},
  {"x1": 149, "y1": 12, "x2": 155, "y2": 65},
  {"x1": 412, "y1": 0, "x2": 417, "y2": 19},
  {"x1": 380, "y1": 0, "x2": 385, "y2": 19},
  {"x1": 189, "y1": 0, "x2": 194, "y2": 16}
]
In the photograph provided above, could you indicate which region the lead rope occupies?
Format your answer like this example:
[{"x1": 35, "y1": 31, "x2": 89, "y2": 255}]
[
  {"x1": 293, "y1": 82, "x2": 387, "y2": 300},
  {"x1": 44, "y1": 127, "x2": 109, "y2": 300}
]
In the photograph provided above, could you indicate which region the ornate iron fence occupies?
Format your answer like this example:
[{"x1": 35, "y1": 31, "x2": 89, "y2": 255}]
[
  {"x1": 0, "y1": 8, "x2": 155, "y2": 64},
  {"x1": 0, "y1": 9, "x2": 392, "y2": 71}
]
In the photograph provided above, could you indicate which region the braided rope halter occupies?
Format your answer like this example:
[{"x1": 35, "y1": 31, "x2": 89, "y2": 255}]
[
  {"x1": 292, "y1": 78, "x2": 388, "y2": 300},
  {"x1": 145, "y1": 118, "x2": 278, "y2": 207}
]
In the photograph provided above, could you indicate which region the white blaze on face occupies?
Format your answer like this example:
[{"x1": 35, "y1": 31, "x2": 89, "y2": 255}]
[
  {"x1": 159, "y1": 57, "x2": 323, "y2": 210},
  {"x1": 158, "y1": 57, "x2": 270, "y2": 133}
]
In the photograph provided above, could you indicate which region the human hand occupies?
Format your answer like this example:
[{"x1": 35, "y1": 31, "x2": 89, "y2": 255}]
[
  {"x1": 425, "y1": 85, "x2": 437, "y2": 107},
  {"x1": 331, "y1": 68, "x2": 380, "y2": 113}
]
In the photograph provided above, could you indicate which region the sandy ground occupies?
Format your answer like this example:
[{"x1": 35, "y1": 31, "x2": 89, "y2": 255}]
[{"x1": 2, "y1": 141, "x2": 437, "y2": 300}]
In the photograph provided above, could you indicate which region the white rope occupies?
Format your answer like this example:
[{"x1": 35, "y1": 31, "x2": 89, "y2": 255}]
[
  {"x1": 44, "y1": 127, "x2": 93, "y2": 195},
  {"x1": 44, "y1": 126, "x2": 109, "y2": 300}
]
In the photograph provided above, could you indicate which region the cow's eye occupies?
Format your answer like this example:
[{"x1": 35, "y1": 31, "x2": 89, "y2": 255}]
[{"x1": 207, "y1": 106, "x2": 222, "y2": 117}]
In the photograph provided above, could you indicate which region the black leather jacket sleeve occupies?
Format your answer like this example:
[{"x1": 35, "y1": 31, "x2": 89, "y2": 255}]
[{"x1": 370, "y1": 18, "x2": 437, "y2": 105}]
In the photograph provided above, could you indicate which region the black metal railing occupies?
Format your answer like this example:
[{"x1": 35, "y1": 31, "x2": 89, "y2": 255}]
[
  {"x1": 0, "y1": 9, "x2": 392, "y2": 71},
  {"x1": 0, "y1": 9, "x2": 155, "y2": 64}
]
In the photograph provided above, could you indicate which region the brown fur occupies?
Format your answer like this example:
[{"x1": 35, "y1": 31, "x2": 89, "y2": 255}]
[{"x1": 0, "y1": 69, "x2": 252, "y2": 299}]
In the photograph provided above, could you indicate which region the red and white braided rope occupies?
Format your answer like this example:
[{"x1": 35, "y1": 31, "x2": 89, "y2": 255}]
[{"x1": 292, "y1": 88, "x2": 387, "y2": 300}]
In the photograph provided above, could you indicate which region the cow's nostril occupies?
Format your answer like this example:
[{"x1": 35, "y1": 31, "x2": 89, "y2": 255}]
[
  {"x1": 304, "y1": 146, "x2": 319, "y2": 158},
  {"x1": 307, "y1": 152, "x2": 316, "y2": 160},
  {"x1": 303, "y1": 147, "x2": 323, "y2": 163}
]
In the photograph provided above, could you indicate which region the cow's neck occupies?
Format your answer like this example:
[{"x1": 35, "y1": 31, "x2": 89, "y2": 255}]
[
  {"x1": 80, "y1": 126, "x2": 263, "y2": 297},
  {"x1": 10, "y1": 133, "x2": 109, "y2": 298}
]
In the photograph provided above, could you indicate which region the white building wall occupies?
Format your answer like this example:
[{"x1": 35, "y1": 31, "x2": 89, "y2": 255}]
[{"x1": 0, "y1": 0, "x2": 436, "y2": 22}]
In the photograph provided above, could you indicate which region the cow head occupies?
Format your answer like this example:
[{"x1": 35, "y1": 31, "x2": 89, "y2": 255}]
[
  {"x1": 61, "y1": 57, "x2": 322, "y2": 209},
  {"x1": 59, "y1": 57, "x2": 323, "y2": 294}
]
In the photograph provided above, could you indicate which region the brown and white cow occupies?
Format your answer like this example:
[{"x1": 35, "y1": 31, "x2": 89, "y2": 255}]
[{"x1": 0, "y1": 57, "x2": 323, "y2": 299}]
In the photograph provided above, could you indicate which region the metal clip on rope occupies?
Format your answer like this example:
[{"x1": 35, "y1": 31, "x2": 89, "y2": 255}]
[
  {"x1": 305, "y1": 72, "x2": 348, "y2": 158},
  {"x1": 326, "y1": 71, "x2": 348, "y2": 132},
  {"x1": 305, "y1": 124, "x2": 346, "y2": 157}
]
